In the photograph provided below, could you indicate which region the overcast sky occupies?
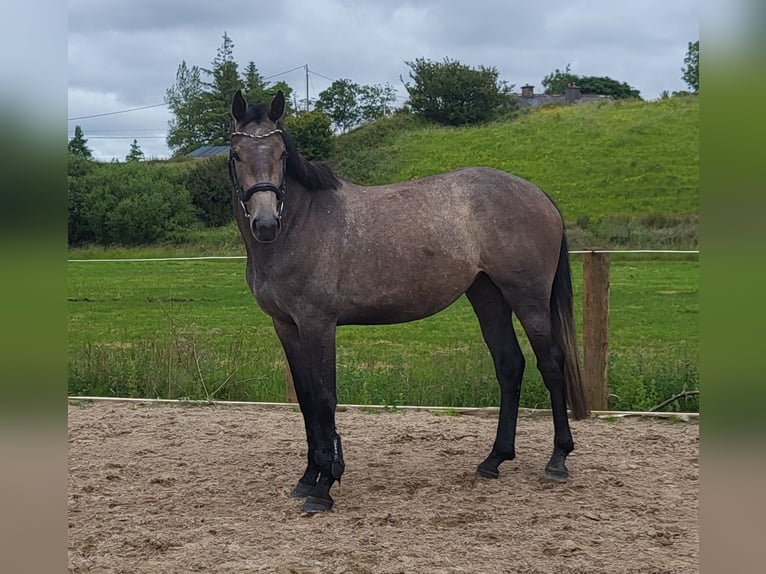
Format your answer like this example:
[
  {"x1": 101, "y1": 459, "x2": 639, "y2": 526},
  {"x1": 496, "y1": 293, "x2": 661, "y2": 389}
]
[{"x1": 68, "y1": 0, "x2": 699, "y2": 161}]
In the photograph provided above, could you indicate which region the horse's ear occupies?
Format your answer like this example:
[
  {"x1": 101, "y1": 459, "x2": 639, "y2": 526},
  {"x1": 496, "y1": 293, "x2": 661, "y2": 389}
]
[
  {"x1": 231, "y1": 90, "x2": 247, "y2": 122},
  {"x1": 269, "y1": 90, "x2": 285, "y2": 122}
]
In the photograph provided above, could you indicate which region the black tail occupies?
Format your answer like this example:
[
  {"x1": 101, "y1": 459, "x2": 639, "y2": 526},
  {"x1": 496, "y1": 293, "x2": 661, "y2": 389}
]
[{"x1": 550, "y1": 234, "x2": 590, "y2": 419}]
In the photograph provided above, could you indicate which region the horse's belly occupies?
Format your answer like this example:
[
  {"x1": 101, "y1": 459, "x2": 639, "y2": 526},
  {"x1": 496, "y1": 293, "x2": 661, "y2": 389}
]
[
  {"x1": 337, "y1": 297, "x2": 460, "y2": 325},
  {"x1": 337, "y1": 272, "x2": 473, "y2": 326}
]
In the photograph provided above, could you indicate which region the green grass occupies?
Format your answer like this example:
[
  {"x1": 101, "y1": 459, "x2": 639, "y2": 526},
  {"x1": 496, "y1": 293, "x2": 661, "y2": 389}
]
[
  {"x1": 67, "y1": 98, "x2": 698, "y2": 411},
  {"x1": 68, "y1": 256, "x2": 698, "y2": 412},
  {"x1": 331, "y1": 97, "x2": 699, "y2": 249},
  {"x1": 333, "y1": 97, "x2": 698, "y2": 219}
]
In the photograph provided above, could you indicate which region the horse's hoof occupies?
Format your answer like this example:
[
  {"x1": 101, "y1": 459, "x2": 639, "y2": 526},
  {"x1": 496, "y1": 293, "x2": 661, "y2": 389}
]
[
  {"x1": 543, "y1": 466, "x2": 569, "y2": 483},
  {"x1": 302, "y1": 495, "x2": 334, "y2": 513},
  {"x1": 476, "y1": 464, "x2": 499, "y2": 479},
  {"x1": 289, "y1": 481, "x2": 315, "y2": 498}
]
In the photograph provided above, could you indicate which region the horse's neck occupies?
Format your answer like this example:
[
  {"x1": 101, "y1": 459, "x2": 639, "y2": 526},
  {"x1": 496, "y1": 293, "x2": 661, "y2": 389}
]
[{"x1": 281, "y1": 176, "x2": 315, "y2": 231}]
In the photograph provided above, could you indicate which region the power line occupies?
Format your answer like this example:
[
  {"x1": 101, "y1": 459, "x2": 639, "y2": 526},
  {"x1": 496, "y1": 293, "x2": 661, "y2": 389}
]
[
  {"x1": 80, "y1": 135, "x2": 167, "y2": 140},
  {"x1": 68, "y1": 128, "x2": 166, "y2": 133},
  {"x1": 263, "y1": 64, "x2": 306, "y2": 81},
  {"x1": 68, "y1": 102, "x2": 167, "y2": 121},
  {"x1": 68, "y1": 64, "x2": 307, "y2": 121},
  {"x1": 308, "y1": 68, "x2": 338, "y2": 83},
  {"x1": 309, "y1": 67, "x2": 409, "y2": 101}
]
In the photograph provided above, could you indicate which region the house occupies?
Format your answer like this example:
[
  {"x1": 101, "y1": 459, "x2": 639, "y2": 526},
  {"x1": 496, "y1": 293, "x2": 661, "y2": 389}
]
[
  {"x1": 187, "y1": 145, "x2": 229, "y2": 159},
  {"x1": 517, "y1": 84, "x2": 612, "y2": 108}
]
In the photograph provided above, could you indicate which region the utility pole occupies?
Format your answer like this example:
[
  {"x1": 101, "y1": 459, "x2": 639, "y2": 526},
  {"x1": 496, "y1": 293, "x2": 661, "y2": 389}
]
[{"x1": 305, "y1": 64, "x2": 310, "y2": 112}]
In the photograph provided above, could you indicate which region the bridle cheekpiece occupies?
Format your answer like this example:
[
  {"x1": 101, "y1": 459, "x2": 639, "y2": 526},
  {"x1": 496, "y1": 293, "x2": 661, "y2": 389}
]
[{"x1": 228, "y1": 128, "x2": 287, "y2": 222}]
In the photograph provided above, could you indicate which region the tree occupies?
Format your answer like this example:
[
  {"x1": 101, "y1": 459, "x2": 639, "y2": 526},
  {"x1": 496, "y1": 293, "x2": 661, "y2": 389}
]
[
  {"x1": 165, "y1": 61, "x2": 207, "y2": 156},
  {"x1": 577, "y1": 76, "x2": 641, "y2": 99},
  {"x1": 358, "y1": 83, "x2": 397, "y2": 125},
  {"x1": 200, "y1": 31, "x2": 243, "y2": 146},
  {"x1": 165, "y1": 32, "x2": 296, "y2": 157},
  {"x1": 285, "y1": 110, "x2": 334, "y2": 160},
  {"x1": 166, "y1": 33, "x2": 244, "y2": 155},
  {"x1": 542, "y1": 64, "x2": 641, "y2": 99},
  {"x1": 542, "y1": 63, "x2": 578, "y2": 95},
  {"x1": 263, "y1": 80, "x2": 295, "y2": 116},
  {"x1": 682, "y1": 40, "x2": 699, "y2": 94},
  {"x1": 317, "y1": 79, "x2": 397, "y2": 132},
  {"x1": 68, "y1": 125, "x2": 93, "y2": 159},
  {"x1": 125, "y1": 139, "x2": 144, "y2": 162},
  {"x1": 317, "y1": 79, "x2": 362, "y2": 132},
  {"x1": 242, "y1": 61, "x2": 268, "y2": 103},
  {"x1": 403, "y1": 58, "x2": 513, "y2": 126}
]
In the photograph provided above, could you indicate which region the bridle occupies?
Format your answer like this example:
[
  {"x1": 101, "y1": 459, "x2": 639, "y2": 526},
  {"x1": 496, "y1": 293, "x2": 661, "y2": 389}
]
[{"x1": 228, "y1": 128, "x2": 287, "y2": 223}]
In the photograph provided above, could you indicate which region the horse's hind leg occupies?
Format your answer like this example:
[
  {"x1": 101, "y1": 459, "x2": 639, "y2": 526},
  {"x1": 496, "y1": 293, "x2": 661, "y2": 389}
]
[
  {"x1": 513, "y1": 301, "x2": 575, "y2": 482},
  {"x1": 466, "y1": 274, "x2": 526, "y2": 479}
]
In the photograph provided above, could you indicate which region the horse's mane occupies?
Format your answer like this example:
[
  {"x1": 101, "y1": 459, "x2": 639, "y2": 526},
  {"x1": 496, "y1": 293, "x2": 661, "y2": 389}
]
[{"x1": 239, "y1": 103, "x2": 341, "y2": 191}]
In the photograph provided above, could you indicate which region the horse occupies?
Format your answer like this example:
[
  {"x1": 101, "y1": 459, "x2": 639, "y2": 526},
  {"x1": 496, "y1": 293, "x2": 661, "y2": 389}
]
[{"x1": 228, "y1": 89, "x2": 589, "y2": 513}]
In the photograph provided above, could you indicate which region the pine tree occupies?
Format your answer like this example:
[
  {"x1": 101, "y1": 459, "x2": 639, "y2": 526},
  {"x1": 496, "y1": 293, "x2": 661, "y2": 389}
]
[
  {"x1": 201, "y1": 31, "x2": 244, "y2": 145},
  {"x1": 242, "y1": 61, "x2": 267, "y2": 103},
  {"x1": 682, "y1": 40, "x2": 699, "y2": 94},
  {"x1": 68, "y1": 125, "x2": 93, "y2": 159},
  {"x1": 125, "y1": 139, "x2": 145, "y2": 162},
  {"x1": 165, "y1": 32, "x2": 296, "y2": 157}
]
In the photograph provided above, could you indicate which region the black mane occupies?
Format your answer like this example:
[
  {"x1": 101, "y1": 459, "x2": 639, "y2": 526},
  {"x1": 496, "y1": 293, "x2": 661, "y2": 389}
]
[{"x1": 239, "y1": 103, "x2": 341, "y2": 191}]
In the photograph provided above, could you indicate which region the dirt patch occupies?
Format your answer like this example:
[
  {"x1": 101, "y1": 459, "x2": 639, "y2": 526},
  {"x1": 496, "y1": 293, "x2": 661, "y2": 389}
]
[{"x1": 68, "y1": 402, "x2": 698, "y2": 573}]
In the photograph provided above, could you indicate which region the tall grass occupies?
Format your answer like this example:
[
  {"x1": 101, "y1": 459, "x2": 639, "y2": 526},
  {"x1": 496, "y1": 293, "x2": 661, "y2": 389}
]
[{"x1": 68, "y1": 258, "x2": 698, "y2": 412}]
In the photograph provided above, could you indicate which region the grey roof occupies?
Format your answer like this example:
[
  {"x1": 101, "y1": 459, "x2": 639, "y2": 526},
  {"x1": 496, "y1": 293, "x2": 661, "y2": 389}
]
[{"x1": 187, "y1": 145, "x2": 229, "y2": 158}]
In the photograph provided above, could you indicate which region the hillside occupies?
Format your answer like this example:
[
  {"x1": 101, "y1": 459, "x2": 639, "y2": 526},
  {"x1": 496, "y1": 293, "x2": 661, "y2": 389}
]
[{"x1": 330, "y1": 97, "x2": 698, "y2": 247}]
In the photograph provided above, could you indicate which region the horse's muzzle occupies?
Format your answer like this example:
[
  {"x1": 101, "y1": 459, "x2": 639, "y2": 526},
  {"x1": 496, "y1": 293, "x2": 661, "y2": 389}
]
[{"x1": 250, "y1": 213, "x2": 280, "y2": 243}]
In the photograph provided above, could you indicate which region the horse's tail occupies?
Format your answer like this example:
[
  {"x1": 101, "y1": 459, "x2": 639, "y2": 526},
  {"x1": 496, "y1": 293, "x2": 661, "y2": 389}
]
[{"x1": 550, "y1": 233, "x2": 590, "y2": 420}]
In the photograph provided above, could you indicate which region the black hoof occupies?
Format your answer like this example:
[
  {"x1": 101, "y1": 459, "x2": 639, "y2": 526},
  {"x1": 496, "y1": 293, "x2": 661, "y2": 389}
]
[
  {"x1": 543, "y1": 465, "x2": 569, "y2": 483},
  {"x1": 476, "y1": 464, "x2": 499, "y2": 479},
  {"x1": 289, "y1": 480, "x2": 315, "y2": 498},
  {"x1": 302, "y1": 495, "x2": 334, "y2": 513}
]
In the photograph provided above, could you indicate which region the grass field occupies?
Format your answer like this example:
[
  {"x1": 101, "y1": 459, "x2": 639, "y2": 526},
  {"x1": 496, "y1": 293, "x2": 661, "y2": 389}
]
[
  {"x1": 330, "y1": 97, "x2": 699, "y2": 250},
  {"x1": 68, "y1": 97, "x2": 699, "y2": 412},
  {"x1": 68, "y1": 254, "x2": 698, "y2": 412},
  {"x1": 332, "y1": 97, "x2": 699, "y2": 220}
]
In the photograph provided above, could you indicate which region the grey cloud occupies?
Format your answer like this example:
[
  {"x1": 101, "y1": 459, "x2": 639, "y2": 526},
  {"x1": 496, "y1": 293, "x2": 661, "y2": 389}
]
[{"x1": 68, "y1": 0, "x2": 699, "y2": 160}]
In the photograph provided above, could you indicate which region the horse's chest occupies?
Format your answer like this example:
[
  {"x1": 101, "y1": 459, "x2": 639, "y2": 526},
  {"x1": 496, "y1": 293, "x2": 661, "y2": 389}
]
[
  {"x1": 250, "y1": 275, "x2": 305, "y2": 323},
  {"x1": 251, "y1": 281, "x2": 282, "y2": 317}
]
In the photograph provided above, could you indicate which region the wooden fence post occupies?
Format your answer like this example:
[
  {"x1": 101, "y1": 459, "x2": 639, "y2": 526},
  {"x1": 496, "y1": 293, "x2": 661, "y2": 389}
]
[
  {"x1": 582, "y1": 251, "x2": 610, "y2": 411},
  {"x1": 285, "y1": 359, "x2": 298, "y2": 403}
]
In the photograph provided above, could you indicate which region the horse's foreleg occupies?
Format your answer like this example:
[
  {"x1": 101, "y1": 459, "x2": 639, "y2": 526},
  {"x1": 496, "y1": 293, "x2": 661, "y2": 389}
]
[
  {"x1": 274, "y1": 318, "x2": 343, "y2": 512},
  {"x1": 273, "y1": 320, "x2": 321, "y2": 498}
]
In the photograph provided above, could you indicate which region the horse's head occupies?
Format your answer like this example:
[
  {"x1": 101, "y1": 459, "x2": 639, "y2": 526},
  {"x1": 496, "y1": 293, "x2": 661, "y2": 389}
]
[{"x1": 229, "y1": 90, "x2": 287, "y2": 244}]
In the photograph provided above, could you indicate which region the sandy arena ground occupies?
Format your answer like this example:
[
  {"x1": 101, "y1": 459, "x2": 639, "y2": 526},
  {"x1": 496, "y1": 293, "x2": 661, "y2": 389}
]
[{"x1": 68, "y1": 401, "x2": 698, "y2": 573}]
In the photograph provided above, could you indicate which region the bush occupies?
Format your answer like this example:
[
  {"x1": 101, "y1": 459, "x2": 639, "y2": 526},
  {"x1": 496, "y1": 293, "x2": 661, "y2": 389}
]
[
  {"x1": 285, "y1": 110, "x2": 334, "y2": 160},
  {"x1": 68, "y1": 153, "x2": 97, "y2": 245},
  {"x1": 403, "y1": 57, "x2": 517, "y2": 126},
  {"x1": 183, "y1": 155, "x2": 233, "y2": 228},
  {"x1": 68, "y1": 160, "x2": 198, "y2": 246}
]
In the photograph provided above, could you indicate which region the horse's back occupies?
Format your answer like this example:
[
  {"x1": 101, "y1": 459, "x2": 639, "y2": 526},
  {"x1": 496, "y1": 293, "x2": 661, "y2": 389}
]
[
  {"x1": 345, "y1": 166, "x2": 560, "y2": 219},
  {"x1": 342, "y1": 166, "x2": 563, "y2": 261}
]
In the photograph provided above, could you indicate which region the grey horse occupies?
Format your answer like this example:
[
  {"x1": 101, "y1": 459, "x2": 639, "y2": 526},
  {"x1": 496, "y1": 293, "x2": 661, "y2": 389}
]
[{"x1": 228, "y1": 90, "x2": 589, "y2": 513}]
